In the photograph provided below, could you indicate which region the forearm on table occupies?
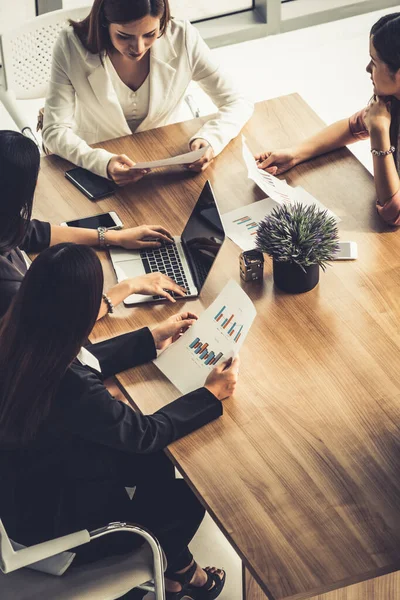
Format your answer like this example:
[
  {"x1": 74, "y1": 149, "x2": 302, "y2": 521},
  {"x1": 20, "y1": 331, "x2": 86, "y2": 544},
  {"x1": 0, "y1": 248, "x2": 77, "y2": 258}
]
[
  {"x1": 50, "y1": 225, "x2": 123, "y2": 247},
  {"x1": 294, "y1": 119, "x2": 356, "y2": 164},
  {"x1": 370, "y1": 127, "x2": 400, "y2": 206},
  {"x1": 97, "y1": 281, "x2": 131, "y2": 320}
]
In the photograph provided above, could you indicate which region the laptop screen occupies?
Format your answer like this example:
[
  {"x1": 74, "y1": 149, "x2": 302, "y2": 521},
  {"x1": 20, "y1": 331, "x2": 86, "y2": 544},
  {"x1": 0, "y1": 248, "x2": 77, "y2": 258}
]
[{"x1": 181, "y1": 181, "x2": 225, "y2": 291}]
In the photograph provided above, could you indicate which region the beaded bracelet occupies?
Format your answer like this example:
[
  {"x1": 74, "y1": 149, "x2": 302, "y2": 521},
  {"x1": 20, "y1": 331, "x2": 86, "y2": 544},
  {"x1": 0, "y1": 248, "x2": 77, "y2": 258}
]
[
  {"x1": 371, "y1": 146, "x2": 396, "y2": 156},
  {"x1": 102, "y1": 293, "x2": 114, "y2": 314}
]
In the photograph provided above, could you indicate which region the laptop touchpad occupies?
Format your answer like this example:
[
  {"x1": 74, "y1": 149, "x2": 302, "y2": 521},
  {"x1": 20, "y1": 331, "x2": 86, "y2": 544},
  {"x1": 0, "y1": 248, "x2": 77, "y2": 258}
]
[{"x1": 114, "y1": 260, "x2": 145, "y2": 282}]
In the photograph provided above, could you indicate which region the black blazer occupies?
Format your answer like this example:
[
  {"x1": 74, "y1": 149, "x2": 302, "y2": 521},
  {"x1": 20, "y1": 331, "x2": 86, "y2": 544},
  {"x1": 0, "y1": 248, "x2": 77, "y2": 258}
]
[
  {"x1": 0, "y1": 327, "x2": 221, "y2": 547},
  {"x1": 0, "y1": 219, "x2": 50, "y2": 317}
]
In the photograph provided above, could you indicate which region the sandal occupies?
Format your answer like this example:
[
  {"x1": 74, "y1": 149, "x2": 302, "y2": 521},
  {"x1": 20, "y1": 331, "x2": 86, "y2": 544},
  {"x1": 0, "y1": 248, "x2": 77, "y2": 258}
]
[
  {"x1": 165, "y1": 560, "x2": 197, "y2": 599},
  {"x1": 187, "y1": 565, "x2": 226, "y2": 600}
]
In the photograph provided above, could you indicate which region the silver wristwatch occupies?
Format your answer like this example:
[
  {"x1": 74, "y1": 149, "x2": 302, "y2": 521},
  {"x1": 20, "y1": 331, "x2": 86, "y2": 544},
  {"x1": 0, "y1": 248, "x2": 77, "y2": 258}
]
[{"x1": 97, "y1": 226, "x2": 108, "y2": 248}]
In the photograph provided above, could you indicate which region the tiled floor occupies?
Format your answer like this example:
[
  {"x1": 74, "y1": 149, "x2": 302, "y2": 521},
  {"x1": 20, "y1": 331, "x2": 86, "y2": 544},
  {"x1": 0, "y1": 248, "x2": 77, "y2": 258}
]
[{"x1": 2, "y1": 5, "x2": 399, "y2": 599}]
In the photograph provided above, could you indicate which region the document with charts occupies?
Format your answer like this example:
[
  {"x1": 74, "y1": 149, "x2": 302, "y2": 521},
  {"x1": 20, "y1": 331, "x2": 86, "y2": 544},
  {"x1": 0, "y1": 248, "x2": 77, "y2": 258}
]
[
  {"x1": 221, "y1": 189, "x2": 340, "y2": 252},
  {"x1": 242, "y1": 136, "x2": 293, "y2": 204},
  {"x1": 242, "y1": 137, "x2": 340, "y2": 219},
  {"x1": 153, "y1": 280, "x2": 256, "y2": 395},
  {"x1": 221, "y1": 197, "x2": 278, "y2": 251}
]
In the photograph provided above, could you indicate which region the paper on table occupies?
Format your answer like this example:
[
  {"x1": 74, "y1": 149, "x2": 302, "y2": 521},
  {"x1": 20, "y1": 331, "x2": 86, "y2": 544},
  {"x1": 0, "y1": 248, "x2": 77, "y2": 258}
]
[
  {"x1": 242, "y1": 137, "x2": 293, "y2": 204},
  {"x1": 129, "y1": 147, "x2": 207, "y2": 170},
  {"x1": 289, "y1": 186, "x2": 341, "y2": 222},
  {"x1": 222, "y1": 197, "x2": 279, "y2": 251},
  {"x1": 153, "y1": 280, "x2": 256, "y2": 395}
]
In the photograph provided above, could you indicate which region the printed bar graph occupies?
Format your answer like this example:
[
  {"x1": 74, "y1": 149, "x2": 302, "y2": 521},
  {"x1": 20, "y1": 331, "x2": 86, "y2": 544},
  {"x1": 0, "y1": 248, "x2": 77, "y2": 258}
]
[
  {"x1": 189, "y1": 338, "x2": 223, "y2": 365},
  {"x1": 233, "y1": 215, "x2": 260, "y2": 236},
  {"x1": 214, "y1": 308, "x2": 243, "y2": 343},
  {"x1": 234, "y1": 325, "x2": 243, "y2": 343}
]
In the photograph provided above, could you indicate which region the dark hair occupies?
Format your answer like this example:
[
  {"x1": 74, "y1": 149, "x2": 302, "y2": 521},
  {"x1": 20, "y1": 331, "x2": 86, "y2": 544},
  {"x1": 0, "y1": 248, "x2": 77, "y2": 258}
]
[
  {"x1": 371, "y1": 13, "x2": 400, "y2": 73},
  {"x1": 70, "y1": 0, "x2": 171, "y2": 55},
  {"x1": 0, "y1": 130, "x2": 40, "y2": 253},
  {"x1": 0, "y1": 243, "x2": 103, "y2": 445}
]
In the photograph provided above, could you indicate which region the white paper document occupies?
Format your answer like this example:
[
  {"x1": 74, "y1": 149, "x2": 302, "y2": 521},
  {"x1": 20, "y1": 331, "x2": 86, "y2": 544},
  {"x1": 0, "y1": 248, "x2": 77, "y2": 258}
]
[
  {"x1": 129, "y1": 147, "x2": 207, "y2": 170},
  {"x1": 289, "y1": 186, "x2": 340, "y2": 222},
  {"x1": 221, "y1": 197, "x2": 279, "y2": 251},
  {"x1": 153, "y1": 280, "x2": 256, "y2": 395},
  {"x1": 242, "y1": 137, "x2": 293, "y2": 204},
  {"x1": 241, "y1": 137, "x2": 340, "y2": 229}
]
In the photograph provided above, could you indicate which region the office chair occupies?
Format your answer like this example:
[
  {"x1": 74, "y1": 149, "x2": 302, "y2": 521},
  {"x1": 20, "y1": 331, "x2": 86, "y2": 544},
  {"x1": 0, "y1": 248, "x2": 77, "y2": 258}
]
[
  {"x1": 0, "y1": 519, "x2": 166, "y2": 599},
  {"x1": 0, "y1": 6, "x2": 89, "y2": 146}
]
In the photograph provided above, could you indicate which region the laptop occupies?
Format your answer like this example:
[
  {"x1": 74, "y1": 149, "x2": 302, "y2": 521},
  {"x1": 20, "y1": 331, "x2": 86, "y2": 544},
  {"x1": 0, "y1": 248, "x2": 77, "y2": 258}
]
[{"x1": 110, "y1": 181, "x2": 226, "y2": 305}]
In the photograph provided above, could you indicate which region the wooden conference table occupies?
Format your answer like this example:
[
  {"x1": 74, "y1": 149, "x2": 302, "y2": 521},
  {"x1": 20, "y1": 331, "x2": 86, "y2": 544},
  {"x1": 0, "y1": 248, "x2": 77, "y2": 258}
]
[{"x1": 34, "y1": 95, "x2": 400, "y2": 600}]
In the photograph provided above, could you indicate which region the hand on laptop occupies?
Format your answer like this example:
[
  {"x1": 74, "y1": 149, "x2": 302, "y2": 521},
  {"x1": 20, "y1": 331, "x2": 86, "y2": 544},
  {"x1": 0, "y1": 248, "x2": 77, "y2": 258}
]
[
  {"x1": 204, "y1": 356, "x2": 240, "y2": 400},
  {"x1": 107, "y1": 225, "x2": 174, "y2": 249},
  {"x1": 152, "y1": 312, "x2": 198, "y2": 351},
  {"x1": 129, "y1": 273, "x2": 187, "y2": 302}
]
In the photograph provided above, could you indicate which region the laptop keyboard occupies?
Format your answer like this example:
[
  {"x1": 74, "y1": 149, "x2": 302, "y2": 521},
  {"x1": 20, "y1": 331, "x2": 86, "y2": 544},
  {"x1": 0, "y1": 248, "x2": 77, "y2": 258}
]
[{"x1": 139, "y1": 242, "x2": 190, "y2": 300}]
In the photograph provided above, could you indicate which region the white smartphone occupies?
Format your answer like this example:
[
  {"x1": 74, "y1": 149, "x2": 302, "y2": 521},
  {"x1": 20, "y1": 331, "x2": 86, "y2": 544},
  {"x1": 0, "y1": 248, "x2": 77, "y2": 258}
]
[
  {"x1": 334, "y1": 241, "x2": 358, "y2": 260},
  {"x1": 60, "y1": 211, "x2": 123, "y2": 230}
]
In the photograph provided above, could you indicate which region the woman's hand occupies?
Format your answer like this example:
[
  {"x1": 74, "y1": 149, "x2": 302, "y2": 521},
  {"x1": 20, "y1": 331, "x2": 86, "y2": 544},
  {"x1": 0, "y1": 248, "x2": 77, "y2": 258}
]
[
  {"x1": 364, "y1": 95, "x2": 392, "y2": 134},
  {"x1": 254, "y1": 148, "x2": 298, "y2": 175},
  {"x1": 187, "y1": 139, "x2": 215, "y2": 172},
  {"x1": 152, "y1": 312, "x2": 198, "y2": 351},
  {"x1": 129, "y1": 273, "x2": 187, "y2": 303},
  {"x1": 204, "y1": 356, "x2": 240, "y2": 400},
  {"x1": 107, "y1": 155, "x2": 150, "y2": 185},
  {"x1": 108, "y1": 225, "x2": 174, "y2": 249}
]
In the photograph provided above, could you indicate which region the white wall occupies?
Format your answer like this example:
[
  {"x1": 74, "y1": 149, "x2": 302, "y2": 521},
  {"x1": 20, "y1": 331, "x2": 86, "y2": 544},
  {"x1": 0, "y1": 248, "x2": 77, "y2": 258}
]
[{"x1": 0, "y1": 0, "x2": 35, "y2": 30}]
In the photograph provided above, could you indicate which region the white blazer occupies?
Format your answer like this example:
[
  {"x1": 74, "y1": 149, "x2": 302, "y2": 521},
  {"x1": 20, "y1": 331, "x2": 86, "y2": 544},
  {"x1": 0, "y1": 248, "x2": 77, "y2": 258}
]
[{"x1": 42, "y1": 19, "x2": 254, "y2": 178}]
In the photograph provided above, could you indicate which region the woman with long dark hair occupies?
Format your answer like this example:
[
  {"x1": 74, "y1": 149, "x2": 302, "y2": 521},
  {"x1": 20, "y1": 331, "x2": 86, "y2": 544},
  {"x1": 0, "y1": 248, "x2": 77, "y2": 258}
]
[
  {"x1": 255, "y1": 13, "x2": 400, "y2": 226},
  {"x1": 0, "y1": 243, "x2": 239, "y2": 599},
  {"x1": 42, "y1": 0, "x2": 253, "y2": 184},
  {"x1": 0, "y1": 129, "x2": 186, "y2": 318}
]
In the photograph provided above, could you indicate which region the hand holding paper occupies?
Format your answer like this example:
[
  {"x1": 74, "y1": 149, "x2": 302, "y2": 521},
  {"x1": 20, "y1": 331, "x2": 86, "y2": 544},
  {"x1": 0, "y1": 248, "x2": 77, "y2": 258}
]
[{"x1": 154, "y1": 280, "x2": 256, "y2": 395}]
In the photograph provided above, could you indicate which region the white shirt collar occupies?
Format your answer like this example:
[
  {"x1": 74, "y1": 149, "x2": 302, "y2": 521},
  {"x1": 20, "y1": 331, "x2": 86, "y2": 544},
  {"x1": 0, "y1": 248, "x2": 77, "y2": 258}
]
[{"x1": 76, "y1": 347, "x2": 101, "y2": 373}]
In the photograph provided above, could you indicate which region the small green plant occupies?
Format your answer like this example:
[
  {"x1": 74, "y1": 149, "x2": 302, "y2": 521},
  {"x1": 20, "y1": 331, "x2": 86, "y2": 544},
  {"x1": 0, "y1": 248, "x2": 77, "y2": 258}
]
[{"x1": 256, "y1": 203, "x2": 339, "y2": 271}]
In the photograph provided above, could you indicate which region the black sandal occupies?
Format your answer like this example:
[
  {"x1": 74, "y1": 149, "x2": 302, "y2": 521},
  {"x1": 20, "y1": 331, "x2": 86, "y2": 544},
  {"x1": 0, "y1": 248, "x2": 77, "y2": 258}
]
[
  {"x1": 165, "y1": 560, "x2": 197, "y2": 599},
  {"x1": 187, "y1": 565, "x2": 226, "y2": 600}
]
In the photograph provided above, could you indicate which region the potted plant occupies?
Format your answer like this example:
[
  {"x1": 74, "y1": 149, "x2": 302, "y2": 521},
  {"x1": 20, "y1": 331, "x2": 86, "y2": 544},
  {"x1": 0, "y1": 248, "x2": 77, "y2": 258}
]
[{"x1": 255, "y1": 203, "x2": 339, "y2": 293}]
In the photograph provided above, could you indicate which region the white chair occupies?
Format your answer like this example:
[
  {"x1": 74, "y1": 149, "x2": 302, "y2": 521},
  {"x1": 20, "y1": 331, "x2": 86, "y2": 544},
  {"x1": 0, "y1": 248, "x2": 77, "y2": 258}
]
[
  {"x1": 0, "y1": 519, "x2": 166, "y2": 599},
  {"x1": 0, "y1": 6, "x2": 89, "y2": 144}
]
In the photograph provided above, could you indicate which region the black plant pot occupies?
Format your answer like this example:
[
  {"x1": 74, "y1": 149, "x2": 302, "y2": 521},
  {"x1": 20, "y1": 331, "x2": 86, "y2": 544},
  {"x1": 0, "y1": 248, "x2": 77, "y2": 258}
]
[{"x1": 273, "y1": 260, "x2": 319, "y2": 293}]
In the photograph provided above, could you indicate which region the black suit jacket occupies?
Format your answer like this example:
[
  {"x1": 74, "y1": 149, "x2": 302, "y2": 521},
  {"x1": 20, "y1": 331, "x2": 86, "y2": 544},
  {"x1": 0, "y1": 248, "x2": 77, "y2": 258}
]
[
  {"x1": 0, "y1": 327, "x2": 222, "y2": 546},
  {"x1": 0, "y1": 219, "x2": 50, "y2": 317}
]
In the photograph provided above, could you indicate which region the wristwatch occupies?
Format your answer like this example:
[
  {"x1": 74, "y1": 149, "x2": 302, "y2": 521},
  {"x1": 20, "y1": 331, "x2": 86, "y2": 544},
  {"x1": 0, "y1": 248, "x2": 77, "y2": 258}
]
[{"x1": 97, "y1": 226, "x2": 108, "y2": 249}]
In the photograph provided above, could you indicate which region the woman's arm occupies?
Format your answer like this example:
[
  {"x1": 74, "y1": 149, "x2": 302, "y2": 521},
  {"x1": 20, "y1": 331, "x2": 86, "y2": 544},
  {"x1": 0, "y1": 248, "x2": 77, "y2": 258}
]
[
  {"x1": 86, "y1": 327, "x2": 157, "y2": 377},
  {"x1": 293, "y1": 118, "x2": 361, "y2": 164},
  {"x1": 364, "y1": 97, "x2": 400, "y2": 225},
  {"x1": 48, "y1": 225, "x2": 186, "y2": 319},
  {"x1": 61, "y1": 323, "x2": 223, "y2": 454},
  {"x1": 42, "y1": 31, "x2": 115, "y2": 178},
  {"x1": 255, "y1": 117, "x2": 363, "y2": 174},
  {"x1": 62, "y1": 365, "x2": 222, "y2": 454},
  {"x1": 185, "y1": 21, "x2": 254, "y2": 157}
]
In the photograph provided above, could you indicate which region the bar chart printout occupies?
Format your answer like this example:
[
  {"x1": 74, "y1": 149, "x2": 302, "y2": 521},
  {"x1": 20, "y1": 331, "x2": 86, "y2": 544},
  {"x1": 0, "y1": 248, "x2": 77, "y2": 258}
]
[
  {"x1": 153, "y1": 280, "x2": 256, "y2": 395},
  {"x1": 233, "y1": 215, "x2": 259, "y2": 236},
  {"x1": 214, "y1": 306, "x2": 243, "y2": 343},
  {"x1": 189, "y1": 337, "x2": 223, "y2": 365}
]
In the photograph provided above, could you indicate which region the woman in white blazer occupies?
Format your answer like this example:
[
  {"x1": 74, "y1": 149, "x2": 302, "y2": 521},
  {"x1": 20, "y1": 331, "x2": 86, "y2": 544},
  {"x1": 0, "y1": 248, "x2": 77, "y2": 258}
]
[{"x1": 42, "y1": 0, "x2": 254, "y2": 186}]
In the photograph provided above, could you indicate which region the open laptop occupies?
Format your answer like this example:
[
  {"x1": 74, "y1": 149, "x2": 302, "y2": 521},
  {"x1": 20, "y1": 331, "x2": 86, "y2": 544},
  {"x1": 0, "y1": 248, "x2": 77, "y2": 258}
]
[{"x1": 110, "y1": 181, "x2": 226, "y2": 305}]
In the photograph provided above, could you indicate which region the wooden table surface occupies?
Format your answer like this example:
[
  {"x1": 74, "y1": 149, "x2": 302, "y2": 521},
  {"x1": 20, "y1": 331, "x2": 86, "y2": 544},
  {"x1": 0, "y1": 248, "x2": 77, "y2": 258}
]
[{"x1": 35, "y1": 95, "x2": 400, "y2": 600}]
